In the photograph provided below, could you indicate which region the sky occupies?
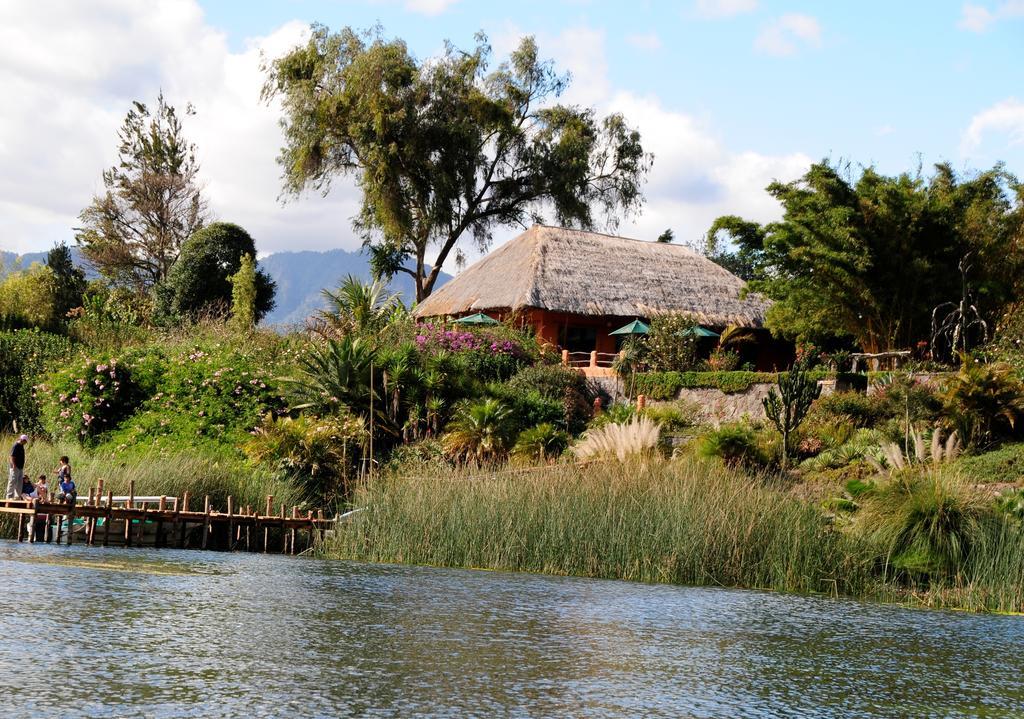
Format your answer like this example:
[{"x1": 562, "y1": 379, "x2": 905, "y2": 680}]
[{"x1": 1, "y1": 0, "x2": 1022, "y2": 264}]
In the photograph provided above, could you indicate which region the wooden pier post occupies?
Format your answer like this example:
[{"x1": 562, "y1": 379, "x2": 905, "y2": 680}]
[
  {"x1": 103, "y1": 489, "x2": 113, "y2": 547},
  {"x1": 44, "y1": 511, "x2": 53, "y2": 543},
  {"x1": 226, "y1": 496, "x2": 234, "y2": 551},
  {"x1": 16, "y1": 507, "x2": 24, "y2": 542},
  {"x1": 85, "y1": 488, "x2": 96, "y2": 545},
  {"x1": 55, "y1": 511, "x2": 63, "y2": 544},
  {"x1": 66, "y1": 504, "x2": 75, "y2": 546},
  {"x1": 202, "y1": 495, "x2": 211, "y2": 550},
  {"x1": 179, "y1": 491, "x2": 190, "y2": 548},
  {"x1": 289, "y1": 506, "x2": 298, "y2": 555},
  {"x1": 279, "y1": 503, "x2": 286, "y2": 554},
  {"x1": 124, "y1": 480, "x2": 135, "y2": 547},
  {"x1": 263, "y1": 495, "x2": 273, "y2": 553},
  {"x1": 155, "y1": 496, "x2": 166, "y2": 548}
]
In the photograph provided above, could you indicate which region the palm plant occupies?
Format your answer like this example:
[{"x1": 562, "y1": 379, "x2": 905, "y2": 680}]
[
  {"x1": 511, "y1": 423, "x2": 570, "y2": 464},
  {"x1": 285, "y1": 336, "x2": 384, "y2": 423},
  {"x1": 942, "y1": 359, "x2": 1024, "y2": 448},
  {"x1": 315, "y1": 275, "x2": 402, "y2": 337},
  {"x1": 441, "y1": 398, "x2": 515, "y2": 464}
]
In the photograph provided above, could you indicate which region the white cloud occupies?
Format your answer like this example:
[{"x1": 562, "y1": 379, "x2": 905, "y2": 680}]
[
  {"x1": 404, "y1": 0, "x2": 460, "y2": 16},
  {"x1": 626, "y1": 32, "x2": 662, "y2": 51},
  {"x1": 958, "y1": 1, "x2": 1024, "y2": 32},
  {"x1": 960, "y1": 98, "x2": 1024, "y2": 155},
  {"x1": 605, "y1": 92, "x2": 811, "y2": 244},
  {"x1": 693, "y1": 0, "x2": 758, "y2": 19},
  {"x1": 0, "y1": 1, "x2": 361, "y2": 255},
  {"x1": 754, "y1": 14, "x2": 823, "y2": 57},
  {"x1": 876, "y1": 125, "x2": 895, "y2": 136}
]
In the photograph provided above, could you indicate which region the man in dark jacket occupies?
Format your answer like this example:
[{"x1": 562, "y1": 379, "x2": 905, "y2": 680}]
[{"x1": 7, "y1": 435, "x2": 27, "y2": 499}]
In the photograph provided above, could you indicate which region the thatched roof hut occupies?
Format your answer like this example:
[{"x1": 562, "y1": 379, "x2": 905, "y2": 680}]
[{"x1": 414, "y1": 225, "x2": 770, "y2": 327}]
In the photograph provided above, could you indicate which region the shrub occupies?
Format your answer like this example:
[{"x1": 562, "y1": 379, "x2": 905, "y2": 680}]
[
  {"x1": 701, "y1": 348, "x2": 740, "y2": 372},
  {"x1": 244, "y1": 412, "x2": 367, "y2": 504},
  {"x1": 954, "y1": 442, "x2": 1024, "y2": 484},
  {"x1": 941, "y1": 360, "x2": 1024, "y2": 448},
  {"x1": 762, "y1": 360, "x2": 821, "y2": 469},
  {"x1": 857, "y1": 469, "x2": 996, "y2": 582},
  {"x1": 573, "y1": 417, "x2": 661, "y2": 461},
  {"x1": 637, "y1": 314, "x2": 699, "y2": 372},
  {"x1": 641, "y1": 402, "x2": 699, "y2": 432},
  {"x1": 812, "y1": 392, "x2": 886, "y2": 428},
  {"x1": 504, "y1": 363, "x2": 594, "y2": 434},
  {"x1": 633, "y1": 371, "x2": 787, "y2": 399},
  {"x1": 39, "y1": 354, "x2": 145, "y2": 444},
  {"x1": 0, "y1": 330, "x2": 72, "y2": 432},
  {"x1": 511, "y1": 423, "x2": 570, "y2": 464},
  {"x1": 589, "y1": 402, "x2": 636, "y2": 429},
  {"x1": 699, "y1": 423, "x2": 766, "y2": 469},
  {"x1": 414, "y1": 321, "x2": 531, "y2": 382},
  {"x1": 442, "y1": 398, "x2": 515, "y2": 464}
]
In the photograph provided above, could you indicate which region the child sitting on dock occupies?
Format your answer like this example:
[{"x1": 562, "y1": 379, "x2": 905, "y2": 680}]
[
  {"x1": 35, "y1": 474, "x2": 49, "y2": 502},
  {"x1": 57, "y1": 457, "x2": 76, "y2": 506},
  {"x1": 20, "y1": 475, "x2": 37, "y2": 500}
]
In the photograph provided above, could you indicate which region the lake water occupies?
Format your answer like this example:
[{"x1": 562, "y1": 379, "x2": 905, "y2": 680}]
[{"x1": 0, "y1": 542, "x2": 1022, "y2": 718}]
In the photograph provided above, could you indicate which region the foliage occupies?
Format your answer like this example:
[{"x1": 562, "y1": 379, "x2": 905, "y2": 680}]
[
  {"x1": 38, "y1": 354, "x2": 144, "y2": 444},
  {"x1": 800, "y1": 428, "x2": 886, "y2": 471},
  {"x1": 641, "y1": 402, "x2": 699, "y2": 432},
  {"x1": 159, "y1": 223, "x2": 276, "y2": 323},
  {"x1": 77, "y1": 92, "x2": 208, "y2": 290},
  {"x1": 262, "y1": 26, "x2": 650, "y2": 301},
  {"x1": 699, "y1": 423, "x2": 766, "y2": 469},
  {"x1": 103, "y1": 339, "x2": 287, "y2": 452},
  {"x1": 0, "y1": 263, "x2": 59, "y2": 330},
  {"x1": 315, "y1": 275, "x2": 401, "y2": 338},
  {"x1": 504, "y1": 363, "x2": 594, "y2": 434},
  {"x1": 954, "y1": 442, "x2": 1024, "y2": 484},
  {"x1": 706, "y1": 161, "x2": 1024, "y2": 351},
  {"x1": 511, "y1": 423, "x2": 570, "y2": 464},
  {"x1": 857, "y1": 470, "x2": 995, "y2": 581},
  {"x1": 230, "y1": 253, "x2": 259, "y2": 331},
  {"x1": 441, "y1": 398, "x2": 515, "y2": 464},
  {"x1": 763, "y1": 360, "x2": 822, "y2": 468},
  {"x1": 67, "y1": 285, "x2": 151, "y2": 350},
  {"x1": 285, "y1": 337, "x2": 381, "y2": 421},
  {"x1": 244, "y1": 412, "x2": 367, "y2": 504},
  {"x1": 0, "y1": 331, "x2": 72, "y2": 433},
  {"x1": 811, "y1": 391, "x2": 887, "y2": 428},
  {"x1": 573, "y1": 417, "x2": 660, "y2": 461},
  {"x1": 45, "y1": 244, "x2": 86, "y2": 321},
  {"x1": 414, "y1": 321, "x2": 530, "y2": 383},
  {"x1": 941, "y1": 360, "x2": 1024, "y2": 448},
  {"x1": 630, "y1": 370, "x2": 829, "y2": 399},
  {"x1": 701, "y1": 347, "x2": 740, "y2": 371},
  {"x1": 636, "y1": 314, "x2": 699, "y2": 372},
  {"x1": 588, "y1": 402, "x2": 637, "y2": 429},
  {"x1": 865, "y1": 427, "x2": 961, "y2": 474}
]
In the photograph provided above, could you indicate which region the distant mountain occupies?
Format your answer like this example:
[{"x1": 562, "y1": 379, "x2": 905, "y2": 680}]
[
  {"x1": 258, "y1": 248, "x2": 451, "y2": 327},
  {"x1": 0, "y1": 245, "x2": 450, "y2": 327}
]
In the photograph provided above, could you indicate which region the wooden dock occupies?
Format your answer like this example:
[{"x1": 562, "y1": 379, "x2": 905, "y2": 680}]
[{"x1": 0, "y1": 479, "x2": 333, "y2": 554}]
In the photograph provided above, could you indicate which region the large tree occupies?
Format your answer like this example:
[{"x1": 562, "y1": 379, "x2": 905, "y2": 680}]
[
  {"x1": 706, "y1": 161, "x2": 1024, "y2": 353},
  {"x1": 262, "y1": 26, "x2": 651, "y2": 301},
  {"x1": 76, "y1": 92, "x2": 208, "y2": 291},
  {"x1": 45, "y1": 243, "x2": 86, "y2": 320},
  {"x1": 157, "y1": 222, "x2": 276, "y2": 322}
]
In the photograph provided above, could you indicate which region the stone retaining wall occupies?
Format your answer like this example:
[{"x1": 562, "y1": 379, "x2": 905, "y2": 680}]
[{"x1": 658, "y1": 380, "x2": 838, "y2": 425}]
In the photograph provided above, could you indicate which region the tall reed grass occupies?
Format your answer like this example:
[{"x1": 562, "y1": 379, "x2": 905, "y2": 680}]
[
  {"x1": 328, "y1": 457, "x2": 1024, "y2": 612},
  {"x1": 330, "y1": 457, "x2": 872, "y2": 596}
]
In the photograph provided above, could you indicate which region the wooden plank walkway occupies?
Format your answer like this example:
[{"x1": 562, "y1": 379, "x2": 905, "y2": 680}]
[{"x1": 0, "y1": 479, "x2": 333, "y2": 554}]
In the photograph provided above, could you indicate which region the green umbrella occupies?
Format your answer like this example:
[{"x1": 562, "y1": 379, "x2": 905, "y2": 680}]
[
  {"x1": 609, "y1": 319, "x2": 650, "y2": 336},
  {"x1": 682, "y1": 325, "x2": 720, "y2": 338},
  {"x1": 452, "y1": 312, "x2": 499, "y2": 325}
]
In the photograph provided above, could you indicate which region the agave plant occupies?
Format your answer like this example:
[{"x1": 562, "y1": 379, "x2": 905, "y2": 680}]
[{"x1": 441, "y1": 398, "x2": 515, "y2": 464}]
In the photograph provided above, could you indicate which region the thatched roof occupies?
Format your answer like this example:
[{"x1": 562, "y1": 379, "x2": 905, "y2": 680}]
[{"x1": 414, "y1": 225, "x2": 770, "y2": 327}]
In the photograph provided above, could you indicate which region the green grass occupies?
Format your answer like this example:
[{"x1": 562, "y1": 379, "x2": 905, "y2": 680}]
[
  {"x1": 327, "y1": 457, "x2": 1024, "y2": 613},
  {"x1": 954, "y1": 442, "x2": 1024, "y2": 484}
]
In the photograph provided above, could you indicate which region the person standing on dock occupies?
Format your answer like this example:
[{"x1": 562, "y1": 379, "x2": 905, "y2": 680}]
[{"x1": 6, "y1": 435, "x2": 27, "y2": 499}]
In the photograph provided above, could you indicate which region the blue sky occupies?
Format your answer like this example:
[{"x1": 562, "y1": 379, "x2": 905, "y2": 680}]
[{"x1": 1, "y1": 1, "x2": 1022, "y2": 257}]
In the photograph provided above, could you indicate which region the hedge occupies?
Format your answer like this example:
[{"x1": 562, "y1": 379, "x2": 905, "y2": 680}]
[{"x1": 631, "y1": 370, "x2": 866, "y2": 400}]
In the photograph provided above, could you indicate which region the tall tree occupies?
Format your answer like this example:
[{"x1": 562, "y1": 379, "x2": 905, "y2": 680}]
[
  {"x1": 262, "y1": 26, "x2": 651, "y2": 301},
  {"x1": 230, "y1": 253, "x2": 259, "y2": 331},
  {"x1": 706, "y1": 161, "x2": 1024, "y2": 352},
  {"x1": 158, "y1": 222, "x2": 276, "y2": 322},
  {"x1": 45, "y1": 243, "x2": 86, "y2": 320},
  {"x1": 76, "y1": 93, "x2": 208, "y2": 291}
]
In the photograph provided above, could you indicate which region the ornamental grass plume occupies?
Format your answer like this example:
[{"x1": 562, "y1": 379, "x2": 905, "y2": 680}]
[{"x1": 573, "y1": 416, "x2": 661, "y2": 461}]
